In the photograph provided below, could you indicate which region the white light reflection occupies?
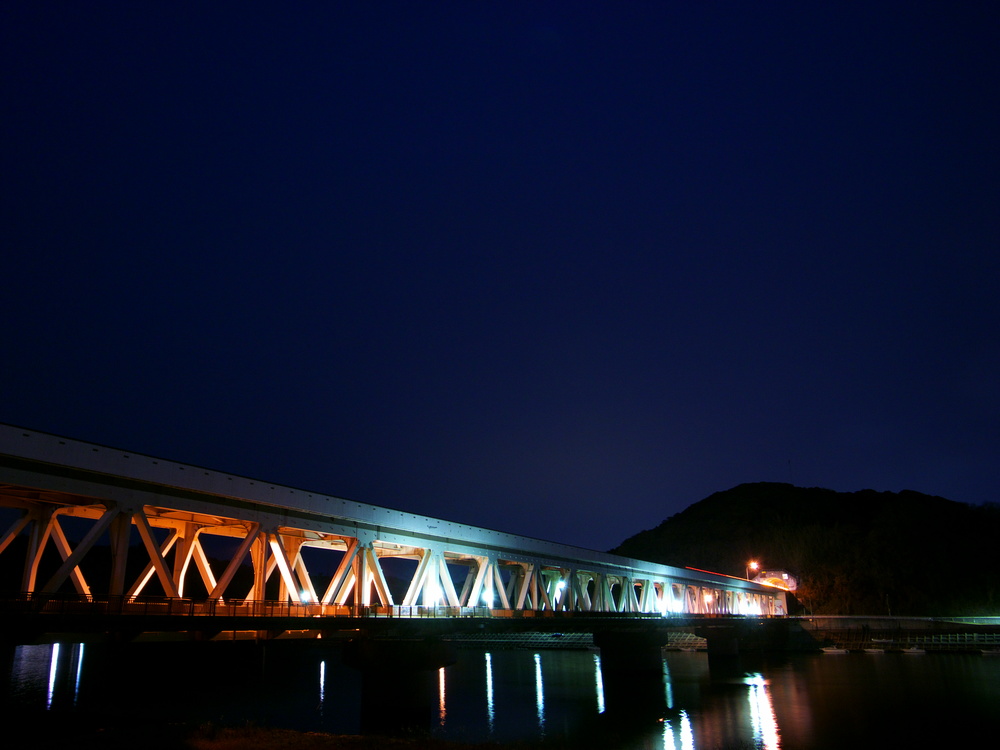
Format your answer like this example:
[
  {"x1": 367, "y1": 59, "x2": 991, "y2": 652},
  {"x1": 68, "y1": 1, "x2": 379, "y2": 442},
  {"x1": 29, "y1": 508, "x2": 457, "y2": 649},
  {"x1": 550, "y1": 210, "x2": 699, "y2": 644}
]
[
  {"x1": 663, "y1": 658, "x2": 674, "y2": 709},
  {"x1": 319, "y1": 660, "x2": 326, "y2": 708},
  {"x1": 484, "y1": 652, "x2": 495, "y2": 732},
  {"x1": 593, "y1": 653, "x2": 605, "y2": 714},
  {"x1": 438, "y1": 666, "x2": 447, "y2": 726},
  {"x1": 47, "y1": 642, "x2": 60, "y2": 709},
  {"x1": 438, "y1": 667, "x2": 448, "y2": 727},
  {"x1": 680, "y1": 710, "x2": 695, "y2": 750},
  {"x1": 662, "y1": 719, "x2": 675, "y2": 749},
  {"x1": 745, "y1": 673, "x2": 781, "y2": 748},
  {"x1": 73, "y1": 644, "x2": 84, "y2": 706},
  {"x1": 534, "y1": 652, "x2": 545, "y2": 734}
]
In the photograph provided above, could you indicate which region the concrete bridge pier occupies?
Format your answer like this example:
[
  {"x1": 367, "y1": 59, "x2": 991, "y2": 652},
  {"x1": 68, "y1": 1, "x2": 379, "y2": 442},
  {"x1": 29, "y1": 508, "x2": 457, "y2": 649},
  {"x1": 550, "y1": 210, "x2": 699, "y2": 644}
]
[
  {"x1": 593, "y1": 630, "x2": 666, "y2": 673},
  {"x1": 699, "y1": 620, "x2": 796, "y2": 676},
  {"x1": 592, "y1": 630, "x2": 669, "y2": 718},
  {"x1": 342, "y1": 636, "x2": 457, "y2": 734},
  {"x1": 703, "y1": 627, "x2": 745, "y2": 678},
  {"x1": 704, "y1": 628, "x2": 741, "y2": 656}
]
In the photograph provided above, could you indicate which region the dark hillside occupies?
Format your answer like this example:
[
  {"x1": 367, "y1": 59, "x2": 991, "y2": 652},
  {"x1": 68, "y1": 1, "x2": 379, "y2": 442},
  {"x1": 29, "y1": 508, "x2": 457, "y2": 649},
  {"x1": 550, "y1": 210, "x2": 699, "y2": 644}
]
[{"x1": 611, "y1": 482, "x2": 1000, "y2": 616}]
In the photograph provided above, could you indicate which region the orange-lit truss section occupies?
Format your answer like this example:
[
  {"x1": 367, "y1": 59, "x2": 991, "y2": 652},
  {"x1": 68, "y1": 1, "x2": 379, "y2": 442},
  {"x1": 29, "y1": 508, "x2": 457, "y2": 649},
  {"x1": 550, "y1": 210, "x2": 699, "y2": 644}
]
[{"x1": 0, "y1": 425, "x2": 785, "y2": 625}]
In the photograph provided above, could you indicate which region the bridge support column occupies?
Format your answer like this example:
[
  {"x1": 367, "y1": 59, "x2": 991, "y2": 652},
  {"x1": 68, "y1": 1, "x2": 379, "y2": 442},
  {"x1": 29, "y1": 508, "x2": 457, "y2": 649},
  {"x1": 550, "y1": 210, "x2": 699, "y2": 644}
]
[
  {"x1": 704, "y1": 627, "x2": 744, "y2": 677},
  {"x1": 705, "y1": 628, "x2": 740, "y2": 658},
  {"x1": 699, "y1": 622, "x2": 791, "y2": 677},
  {"x1": 593, "y1": 630, "x2": 665, "y2": 672},
  {"x1": 342, "y1": 637, "x2": 457, "y2": 734},
  {"x1": 593, "y1": 630, "x2": 669, "y2": 717}
]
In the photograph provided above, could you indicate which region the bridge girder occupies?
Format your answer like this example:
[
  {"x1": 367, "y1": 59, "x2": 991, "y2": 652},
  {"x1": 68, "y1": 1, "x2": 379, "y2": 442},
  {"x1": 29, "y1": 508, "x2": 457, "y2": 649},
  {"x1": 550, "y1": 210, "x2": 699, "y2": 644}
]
[{"x1": 0, "y1": 425, "x2": 786, "y2": 624}]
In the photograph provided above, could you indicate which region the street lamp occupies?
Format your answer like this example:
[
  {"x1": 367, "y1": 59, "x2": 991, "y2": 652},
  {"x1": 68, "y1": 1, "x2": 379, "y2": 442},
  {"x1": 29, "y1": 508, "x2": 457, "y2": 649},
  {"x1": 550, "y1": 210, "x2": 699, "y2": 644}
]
[{"x1": 746, "y1": 560, "x2": 759, "y2": 581}]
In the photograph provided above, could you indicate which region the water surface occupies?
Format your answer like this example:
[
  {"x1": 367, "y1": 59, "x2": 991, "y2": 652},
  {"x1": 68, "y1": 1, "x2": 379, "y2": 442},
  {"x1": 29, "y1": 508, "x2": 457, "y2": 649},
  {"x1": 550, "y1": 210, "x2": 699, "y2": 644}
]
[{"x1": 3, "y1": 641, "x2": 998, "y2": 748}]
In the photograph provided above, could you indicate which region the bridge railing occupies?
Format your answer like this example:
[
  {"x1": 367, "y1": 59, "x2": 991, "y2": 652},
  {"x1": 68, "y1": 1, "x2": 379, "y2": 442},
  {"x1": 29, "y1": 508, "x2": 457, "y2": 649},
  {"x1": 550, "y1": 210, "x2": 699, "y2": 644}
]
[{"x1": 2, "y1": 593, "x2": 695, "y2": 621}]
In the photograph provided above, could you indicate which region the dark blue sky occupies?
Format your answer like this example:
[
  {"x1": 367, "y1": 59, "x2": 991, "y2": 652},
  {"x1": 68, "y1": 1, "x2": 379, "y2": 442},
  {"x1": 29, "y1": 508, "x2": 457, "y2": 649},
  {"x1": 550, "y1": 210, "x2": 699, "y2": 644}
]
[{"x1": 3, "y1": 3, "x2": 998, "y2": 551}]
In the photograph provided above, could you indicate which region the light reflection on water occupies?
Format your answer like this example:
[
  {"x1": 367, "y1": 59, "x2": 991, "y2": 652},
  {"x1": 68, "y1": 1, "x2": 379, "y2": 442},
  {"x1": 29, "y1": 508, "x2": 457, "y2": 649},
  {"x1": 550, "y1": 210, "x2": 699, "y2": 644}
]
[
  {"x1": 47, "y1": 642, "x2": 59, "y2": 708},
  {"x1": 663, "y1": 656, "x2": 674, "y2": 709},
  {"x1": 437, "y1": 666, "x2": 446, "y2": 727},
  {"x1": 593, "y1": 653, "x2": 605, "y2": 714},
  {"x1": 5, "y1": 643, "x2": 1000, "y2": 748},
  {"x1": 533, "y1": 652, "x2": 544, "y2": 734},
  {"x1": 680, "y1": 710, "x2": 696, "y2": 750},
  {"x1": 745, "y1": 673, "x2": 780, "y2": 749},
  {"x1": 318, "y1": 659, "x2": 325, "y2": 708},
  {"x1": 28, "y1": 642, "x2": 85, "y2": 710},
  {"x1": 484, "y1": 651, "x2": 495, "y2": 732},
  {"x1": 659, "y1": 710, "x2": 696, "y2": 750}
]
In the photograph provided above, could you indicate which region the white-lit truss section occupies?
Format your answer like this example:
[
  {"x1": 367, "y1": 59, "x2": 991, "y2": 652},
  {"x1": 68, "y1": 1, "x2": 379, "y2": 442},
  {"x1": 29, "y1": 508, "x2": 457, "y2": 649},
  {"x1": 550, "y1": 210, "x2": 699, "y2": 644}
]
[{"x1": 0, "y1": 425, "x2": 785, "y2": 617}]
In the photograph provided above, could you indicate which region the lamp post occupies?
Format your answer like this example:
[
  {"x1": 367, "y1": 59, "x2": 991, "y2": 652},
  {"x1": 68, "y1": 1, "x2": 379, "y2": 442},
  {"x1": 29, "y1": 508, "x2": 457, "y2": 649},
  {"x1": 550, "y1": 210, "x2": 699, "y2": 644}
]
[{"x1": 746, "y1": 560, "x2": 759, "y2": 581}]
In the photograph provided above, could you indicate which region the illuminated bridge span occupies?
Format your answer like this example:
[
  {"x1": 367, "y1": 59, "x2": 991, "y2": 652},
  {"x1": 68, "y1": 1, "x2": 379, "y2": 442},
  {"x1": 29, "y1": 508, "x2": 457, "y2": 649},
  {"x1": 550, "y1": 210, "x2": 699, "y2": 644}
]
[{"x1": 0, "y1": 424, "x2": 785, "y2": 633}]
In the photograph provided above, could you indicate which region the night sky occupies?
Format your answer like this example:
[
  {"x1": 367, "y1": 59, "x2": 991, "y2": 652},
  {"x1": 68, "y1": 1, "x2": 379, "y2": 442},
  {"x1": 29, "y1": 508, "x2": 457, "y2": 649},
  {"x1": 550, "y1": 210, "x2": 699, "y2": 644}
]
[{"x1": 3, "y1": 4, "x2": 998, "y2": 552}]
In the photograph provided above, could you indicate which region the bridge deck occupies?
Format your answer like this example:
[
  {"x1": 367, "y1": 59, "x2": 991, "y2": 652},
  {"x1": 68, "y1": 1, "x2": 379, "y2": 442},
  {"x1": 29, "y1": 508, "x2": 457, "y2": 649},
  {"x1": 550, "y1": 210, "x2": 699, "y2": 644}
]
[{"x1": 1, "y1": 424, "x2": 787, "y2": 638}]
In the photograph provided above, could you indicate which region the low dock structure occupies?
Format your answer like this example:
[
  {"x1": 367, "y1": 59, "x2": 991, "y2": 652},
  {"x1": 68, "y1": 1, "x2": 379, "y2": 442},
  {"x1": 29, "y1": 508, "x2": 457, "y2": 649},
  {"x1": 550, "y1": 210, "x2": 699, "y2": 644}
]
[{"x1": 799, "y1": 615, "x2": 1000, "y2": 653}]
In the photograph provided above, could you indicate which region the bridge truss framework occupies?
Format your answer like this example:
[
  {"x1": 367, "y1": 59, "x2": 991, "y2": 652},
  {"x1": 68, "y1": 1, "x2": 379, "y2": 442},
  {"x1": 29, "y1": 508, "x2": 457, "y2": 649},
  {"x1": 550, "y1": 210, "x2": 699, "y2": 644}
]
[{"x1": 0, "y1": 425, "x2": 785, "y2": 630}]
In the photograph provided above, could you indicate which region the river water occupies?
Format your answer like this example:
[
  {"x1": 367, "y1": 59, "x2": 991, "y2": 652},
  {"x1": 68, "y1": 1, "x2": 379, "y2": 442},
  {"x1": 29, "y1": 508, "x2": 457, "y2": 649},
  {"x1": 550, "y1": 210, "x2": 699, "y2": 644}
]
[{"x1": 3, "y1": 639, "x2": 998, "y2": 749}]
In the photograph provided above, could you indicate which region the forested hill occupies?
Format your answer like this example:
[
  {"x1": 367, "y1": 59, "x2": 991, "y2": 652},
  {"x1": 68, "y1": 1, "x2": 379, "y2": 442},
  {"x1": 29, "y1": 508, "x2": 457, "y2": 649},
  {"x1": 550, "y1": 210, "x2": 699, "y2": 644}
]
[{"x1": 610, "y1": 482, "x2": 1000, "y2": 616}]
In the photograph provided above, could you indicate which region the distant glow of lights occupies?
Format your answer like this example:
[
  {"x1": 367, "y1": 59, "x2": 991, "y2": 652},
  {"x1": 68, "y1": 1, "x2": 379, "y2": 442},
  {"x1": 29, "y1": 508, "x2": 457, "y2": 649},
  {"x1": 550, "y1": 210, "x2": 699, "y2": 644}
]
[
  {"x1": 745, "y1": 673, "x2": 781, "y2": 749},
  {"x1": 484, "y1": 652, "x2": 495, "y2": 732},
  {"x1": 593, "y1": 653, "x2": 605, "y2": 713},
  {"x1": 438, "y1": 666, "x2": 447, "y2": 726},
  {"x1": 47, "y1": 642, "x2": 59, "y2": 709},
  {"x1": 534, "y1": 652, "x2": 545, "y2": 733}
]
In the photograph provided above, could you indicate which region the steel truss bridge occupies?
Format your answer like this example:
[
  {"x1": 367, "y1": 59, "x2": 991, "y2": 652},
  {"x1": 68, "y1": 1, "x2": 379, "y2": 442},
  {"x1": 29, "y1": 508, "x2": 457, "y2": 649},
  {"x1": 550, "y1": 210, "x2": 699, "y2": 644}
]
[{"x1": 0, "y1": 424, "x2": 785, "y2": 641}]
